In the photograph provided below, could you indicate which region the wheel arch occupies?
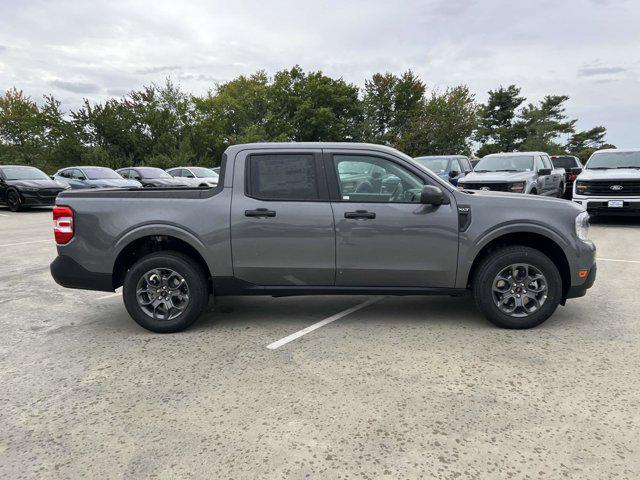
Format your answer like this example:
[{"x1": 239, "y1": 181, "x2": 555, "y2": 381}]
[
  {"x1": 465, "y1": 228, "x2": 571, "y2": 302},
  {"x1": 111, "y1": 227, "x2": 213, "y2": 291}
]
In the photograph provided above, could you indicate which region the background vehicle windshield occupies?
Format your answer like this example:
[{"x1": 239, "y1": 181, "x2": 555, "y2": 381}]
[
  {"x1": 475, "y1": 155, "x2": 534, "y2": 172},
  {"x1": 136, "y1": 167, "x2": 172, "y2": 178},
  {"x1": 190, "y1": 167, "x2": 219, "y2": 178},
  {"x1": 83, "y1": 167, "x2": 123, "y2": 180},
  {"x1": 1, "y1": 166, "x2": 50, "y2": 180},
  {"x1": 551, "y1": 156, "x2": 579, "y2": 169},
  {"x1": 414, "y1": 157, "x2": 449, "y2": 173},
  {"x1": 586, "y1": 151, "x2": 640, "y2": 169}
]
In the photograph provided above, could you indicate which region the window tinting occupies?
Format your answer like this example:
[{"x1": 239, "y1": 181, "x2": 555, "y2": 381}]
[
  {"x1": 249, "y1": 154, "x2": 319, "y2": 200},
  {"x1": 551, "y1": 156, "x2": 579, "y2": 169}
]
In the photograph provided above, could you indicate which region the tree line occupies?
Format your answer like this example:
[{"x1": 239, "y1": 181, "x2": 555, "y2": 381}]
[{"x1": 0, "y1": 66, "x2": 614, "y2": 173}]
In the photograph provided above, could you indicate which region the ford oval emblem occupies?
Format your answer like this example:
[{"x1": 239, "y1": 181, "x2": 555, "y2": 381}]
[
  {"x1": 480, "y1": 186, "x2": 490, "y2": 191},
  {"x1": 610, "y1": 185, "x2": 623, "y2": 191}
]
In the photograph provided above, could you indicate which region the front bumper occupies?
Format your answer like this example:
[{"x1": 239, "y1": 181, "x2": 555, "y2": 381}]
[
  {"x1": 21, "y1": 190, "x2": 64, "y2": 206},
  {"x1": 566, "y1": 264, "x2": 597, "y2": 299},
  {"x1": 573, "y1": 194, "x2": 640, "y2": 215},
  {"x1": 50, "y1": 255, "x2": 114, "y2": 292}
]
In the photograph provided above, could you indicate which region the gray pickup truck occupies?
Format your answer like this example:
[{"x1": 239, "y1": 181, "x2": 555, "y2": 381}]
[
  {"x1": 51, "y1": 143, "x2": 596, "y2": 333},
  {"x1": 459, "y1": 152, "x2": 565, "y2": 196}
]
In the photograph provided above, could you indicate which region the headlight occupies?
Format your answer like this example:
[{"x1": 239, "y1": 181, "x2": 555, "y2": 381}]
[
  {"x1": 509, "y1": 181, "x2": 526, "y2": 192},
  {"x1": 575, "y1": 181, "x2": 588, "y2": 194},
  {"x1": 575, "y1": 211, "x2": 590, "y2": 242}
]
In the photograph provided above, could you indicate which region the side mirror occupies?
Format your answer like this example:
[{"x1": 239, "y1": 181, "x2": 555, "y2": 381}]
[
  {"x1": 449, "y1": 170, "x2": 459, "y2": 178},
  {"x1": 538, "y1": 168, "x2": 551, "y2": 176},
  {"x1": 420, "y1": 185, "x2": 444, "y2": 206},
  {"x1": 50, "y1": 175, "x2": 55, "y2": 180}
]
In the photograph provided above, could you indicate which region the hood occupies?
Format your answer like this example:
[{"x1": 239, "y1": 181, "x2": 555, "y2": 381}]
[
  {"x1": 462, "y1": 171, "x2": 533, "y2": 183},
  {"x1": 577, "y1": 168, "x2": 640, "y2": 181},
  {"x1": 86, "y1": 178, "x2": 142, "y2": 188},
  {"x1": 7, "y1": 179, "x2": 66, "y2": 190},
  {"x1": 143, "y1": 177, "x2": 192, "y2": 187},
  {"x1": 466, "y1": 188, "x2": 579, "y2": 209}
]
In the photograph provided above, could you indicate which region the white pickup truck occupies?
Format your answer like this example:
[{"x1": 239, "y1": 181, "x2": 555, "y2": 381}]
[{"x1": 573, "y1": 149, "x2": 640, "y2": 216}]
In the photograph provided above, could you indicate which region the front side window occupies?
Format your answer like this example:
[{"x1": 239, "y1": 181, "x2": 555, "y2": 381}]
[
  {"x1": 248, "y1": 154, "x2": 319, "y2": 201},
  {"x1": 334, "y1": 155, "x2": 424, "y2": 203},
  {"x1": 450, "y1": 159, "x2": 462, "y2": 174},
  {"x1": 71, "y1": 169, "x2": 85, "y2": 180},
  {"x1": 534, "y1": 156, "x2": 546, "y2": 171},
  {"x1": 541, "y1": 155, "x2": 553, "y2": 170}
]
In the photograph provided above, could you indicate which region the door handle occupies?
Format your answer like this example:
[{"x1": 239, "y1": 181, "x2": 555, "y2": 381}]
[
  {"x1": 245, "y1": 208, "x2": 276, "y2": 218},
  {"x1": 344, "y1": 210, "x2": 376, "y2": 219}
]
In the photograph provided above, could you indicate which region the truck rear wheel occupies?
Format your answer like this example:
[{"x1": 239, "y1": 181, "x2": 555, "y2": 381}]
[
  {"x1": 472, "y1": 246, "x2": 562, "y2": 329},
  {"x1": 123, "y1": 251, "x2": 209, "y2": 333}
]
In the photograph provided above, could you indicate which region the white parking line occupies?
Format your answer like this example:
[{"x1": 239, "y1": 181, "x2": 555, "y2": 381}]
[
  {"x1": 266, "y1": 296, "x2": 383, "y2": 350},
  {"x1": 0, "y1": 239, "x2": 51, "y2": 248},
  {"x1": 0, "y1": 213, "x2": 9, "y2": 217},
  {"x1": 597, "y1": 257, "x2": 640, "y2": 264},
  {"x1": 97, "y1": 289, "x2": 122, "y2": 300}
]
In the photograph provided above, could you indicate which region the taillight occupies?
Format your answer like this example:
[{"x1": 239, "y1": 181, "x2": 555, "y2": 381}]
[{"x1": 53, "y1": 206, "x2": 74, "y2": 244}]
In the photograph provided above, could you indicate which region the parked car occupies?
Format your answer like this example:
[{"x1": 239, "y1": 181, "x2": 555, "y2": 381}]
[
  {"x1": 0, "y1": 165, "x2": 67, "y2": 212},
  {"x1": 413, "y1": 155, "x2": 472, "y2": 186},
  {"x1": 457, "y1": 152, "x2": 565, "y2": 196},
  {"x1": 166, "y1": 166, "x2": 219, "y2": 187},
  {"x1": 551, "y1": 155, "x2": 583, "y2": 198},
  {"x1": 53, "y1": 166, "x2": 142, "y2": 189},
  {"x1": 573, "y1": 148, "x2": 640, "y2": 216},
  {"x1": 51, "y1": 142, "x2": 595, "y2": 333},
  {"x1": 470, "y1": 158, "x2": 480, "y2": 169},
  {"x1": 212, "y1": 167, "x2": 220, "y2": 174},
  {"x1": 116, "y1": 167, "x2": 193, "y2": 188}
]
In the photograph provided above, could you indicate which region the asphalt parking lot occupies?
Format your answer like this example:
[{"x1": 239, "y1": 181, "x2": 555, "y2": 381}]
[{"x1": 1, "y1": 207, "x2": 640, "y2": 479}]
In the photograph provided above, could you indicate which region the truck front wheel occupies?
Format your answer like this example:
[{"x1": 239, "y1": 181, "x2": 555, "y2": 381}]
[
  {"x1": 472, "y1": 246, "x2": 562, "y2": 329},
  {"x1": 123, "y1": 251, "x2": 209, "y2": 333}
]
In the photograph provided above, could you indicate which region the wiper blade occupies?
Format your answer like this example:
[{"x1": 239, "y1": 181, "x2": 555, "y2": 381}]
[
  {"x1": 474, "y1": 169, "x2": 490, "y2": 172},
  {"x1": 614, "y1": 166, "x2": 640, "y2": 169},
  {"x1": 587, "y1": 167, "x2": 611, "y2": 170},
  {"x1": 496, "y1": 169, "x2": 519, "y2": 172}
]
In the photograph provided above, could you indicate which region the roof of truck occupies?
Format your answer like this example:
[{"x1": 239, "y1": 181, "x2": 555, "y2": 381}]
[
  {"x1": 224, "y1": 142, "x2": 408, "y2": 156},
  {"x1": 592, "y1": 148, "x2": 640, "y2": 153},
  {"x1": 483, "y1": 151, "x2": 548, "y2": 157}
]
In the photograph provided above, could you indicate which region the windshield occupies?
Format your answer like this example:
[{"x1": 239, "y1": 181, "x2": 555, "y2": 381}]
[
  {"x1": 475, "y1": 155, "x2": 534, "y2": 172},
  {"x1": 586, "y1": 151, "x2": 640, "y2": 169},
  {"x1": 190, "y1": 167, "x2": 219, "y2": 178},
  {"x1": 551, "y1": 156, "x2": 579, "y2": 169},
  {"x1": 414, "y1": 157, "x2": 449, "y2": 173},
  {"x1": 83, "y1": 167, "x2": 123, "y2": 180},
  {"x1": 1, "y1": 166, "x2": 50, "y2": 180},
  {"x1": 136, "y1": 167, "x2": 172, "y2": 179}
]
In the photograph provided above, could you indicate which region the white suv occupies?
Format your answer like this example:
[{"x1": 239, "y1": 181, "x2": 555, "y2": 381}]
[{"x1": 573, "y1": 149, "x2": 640, "y2": 216}]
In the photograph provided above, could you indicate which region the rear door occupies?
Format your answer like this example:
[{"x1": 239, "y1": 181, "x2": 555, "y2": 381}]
[
  {"x1": 325, "y1": 149, "x2": 459, "y2": 288},
  {"x1": 230, "y1": 149, "x2": 335, "y2": 286}
]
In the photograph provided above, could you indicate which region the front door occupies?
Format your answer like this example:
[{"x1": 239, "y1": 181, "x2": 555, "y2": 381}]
[
  {"x1": 326, "y1": 150, "x2": 459, "y2": 288},
  {"x1": 230, "y1": 149, "x2": 335, "y2": 286}
]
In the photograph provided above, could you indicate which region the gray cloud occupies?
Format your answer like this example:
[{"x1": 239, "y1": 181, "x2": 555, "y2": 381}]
[
  {"x1": 1, "y1": 0, "x2": 639, "y2": 148},
  {"x1": 50, "y1": 80, "x2": 101, "y2": 94},
  {"x1": 135, "y1": 65, "x2": 182, "y2": 75},
  {"x1": 0, "y1": 45, "x2": 6, "y2": 54},
  {"x1": 579, "y1": 66, "x2": 627, "y2": 77}
]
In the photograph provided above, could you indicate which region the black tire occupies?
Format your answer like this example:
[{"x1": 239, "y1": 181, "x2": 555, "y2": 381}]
[
  {"x1": 529, "y1": 189, "x2": 537, "y2": 195},
  {"x1": 122, "y1": 251, "x2": 209, "y2": 333},
  {"x1": 7, "y1": 189, "x2": 23, "y2": 212},
  {"x1": 472, "y1": 246, "x2": 562, "y2": 329}
]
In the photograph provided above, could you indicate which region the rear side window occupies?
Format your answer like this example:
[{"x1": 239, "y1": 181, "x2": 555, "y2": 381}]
[{"x1": 248, "y1": 154, "x2": 320, "y2": 201}]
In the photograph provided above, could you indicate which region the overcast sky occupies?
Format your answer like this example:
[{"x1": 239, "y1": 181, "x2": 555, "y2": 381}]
[{"x1": 1, "y1": 0, "x2": 638, "y2": 147}]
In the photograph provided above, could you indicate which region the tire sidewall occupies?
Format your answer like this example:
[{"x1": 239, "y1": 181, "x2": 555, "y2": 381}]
[
  {"x1": 7, "y1": 189, "x2": 22, "y2": 212},
  {"x1": 474, "y1": 247, "x2": 562, "y2": 329},
  {"x1": 123, "y1": 252, "x2": 209, "y2": 333}
]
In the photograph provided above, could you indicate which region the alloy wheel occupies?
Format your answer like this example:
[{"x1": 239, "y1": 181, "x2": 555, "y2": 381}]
[
  {"x1": 492, "y1": 264, "x2": 548, "y2": 317},
  {"x1": 136, "y1": 268, "x2": 190, "y2": 321}
]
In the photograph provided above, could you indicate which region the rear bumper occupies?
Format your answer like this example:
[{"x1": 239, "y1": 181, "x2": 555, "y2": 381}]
[
  {"x1": 566, "y1": 264, "x2": 597, "y2": 299},
  {"x1": 50, "y1": 255, "x2": 114, "y2": 292}
]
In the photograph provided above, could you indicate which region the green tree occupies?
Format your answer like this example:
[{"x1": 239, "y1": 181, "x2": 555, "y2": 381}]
[
  {"x1": 0, "y1": 88, "x2": 45, "y2": 165},
  {"x1": 519, "y1": 95, "x2": 576, "y2": 154},
  {"x1": 399, "y1": 85, "x2": 477, "y2": 156},
  {"x1": 474, "y1": 85, "x2": 526, "y2": 157},
  {"x1": 566, "y1": 126, "x2": 615, "y2": 163}
]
